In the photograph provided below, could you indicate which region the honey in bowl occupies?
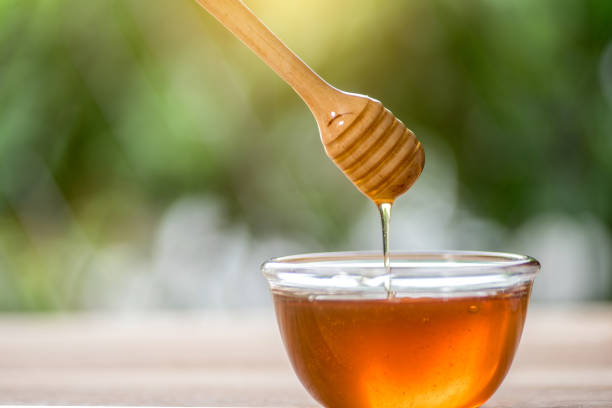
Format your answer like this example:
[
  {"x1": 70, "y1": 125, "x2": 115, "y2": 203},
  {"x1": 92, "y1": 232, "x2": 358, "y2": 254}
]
[
  {"x1": 262, "y1": 252, "x2": 540, "y2": 408},
  {"x1": 274, "y1": 289, "x2": 529, "y2": 408}
]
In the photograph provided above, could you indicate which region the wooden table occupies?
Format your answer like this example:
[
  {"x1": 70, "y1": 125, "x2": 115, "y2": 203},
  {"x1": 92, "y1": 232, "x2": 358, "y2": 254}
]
[{"x1": 0, "y1": 304, "x2": 610, "y2": 407}]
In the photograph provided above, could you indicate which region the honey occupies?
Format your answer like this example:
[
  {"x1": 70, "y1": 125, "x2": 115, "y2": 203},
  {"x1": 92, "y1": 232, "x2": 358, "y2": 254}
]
[
  {"x1": 193, "y1": 4, "x2": 538, "y2": 408},
  {"x1": 273, "y1": 286, "x2": 531, "y2": 408}
]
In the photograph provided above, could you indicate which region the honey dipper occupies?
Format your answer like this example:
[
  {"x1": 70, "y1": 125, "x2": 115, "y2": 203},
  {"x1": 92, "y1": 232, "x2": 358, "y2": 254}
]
[{"x1": 194, "y1": 0, "x2": 425, "y2": 204}]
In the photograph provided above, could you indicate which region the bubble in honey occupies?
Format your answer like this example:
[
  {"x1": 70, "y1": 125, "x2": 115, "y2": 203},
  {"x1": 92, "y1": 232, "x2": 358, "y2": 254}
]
[
  {"x1": 422, "y1": 316, "x2": 430, "y2": 323},
  {"x1": 468, "y1": 305, "x2": 479, "y2": 313}
]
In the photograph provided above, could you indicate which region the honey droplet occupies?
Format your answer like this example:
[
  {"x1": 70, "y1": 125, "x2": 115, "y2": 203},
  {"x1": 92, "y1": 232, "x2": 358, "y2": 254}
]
[{"x1": 468, "y1": 305, "x2": 479, "y2": 313}]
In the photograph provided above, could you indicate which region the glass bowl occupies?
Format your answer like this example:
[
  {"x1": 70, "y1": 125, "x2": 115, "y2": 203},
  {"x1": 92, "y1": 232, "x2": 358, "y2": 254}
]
[{"x1": 262, "y1": 251, "x2": 540, "y2": 408}]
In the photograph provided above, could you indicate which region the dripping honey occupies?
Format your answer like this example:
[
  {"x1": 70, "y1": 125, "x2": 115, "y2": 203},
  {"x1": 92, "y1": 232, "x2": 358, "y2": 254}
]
[{"x1": 274, "y1": 286, "x2": 531, "y2": 408}]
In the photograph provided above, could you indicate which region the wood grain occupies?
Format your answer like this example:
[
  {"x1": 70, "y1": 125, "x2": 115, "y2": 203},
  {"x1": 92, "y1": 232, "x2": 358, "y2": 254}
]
[{"x1": 0, "y1": 305, "x2": 610, "y2": 407}]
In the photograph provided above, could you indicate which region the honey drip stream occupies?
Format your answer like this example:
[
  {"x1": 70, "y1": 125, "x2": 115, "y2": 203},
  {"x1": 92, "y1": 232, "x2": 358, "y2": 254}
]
[{"x1": 378, "y1": 202, "x2": 394, "y2": 298}]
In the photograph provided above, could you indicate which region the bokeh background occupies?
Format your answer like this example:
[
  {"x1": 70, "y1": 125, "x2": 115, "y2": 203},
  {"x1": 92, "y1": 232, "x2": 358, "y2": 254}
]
[{"x1": 1, "y1": 0, "x2": 611, "y2": 311}]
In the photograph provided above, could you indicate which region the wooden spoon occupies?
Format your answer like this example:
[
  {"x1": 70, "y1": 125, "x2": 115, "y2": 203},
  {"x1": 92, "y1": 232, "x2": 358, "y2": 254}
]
[{"x1": 194, "y1": 0, "x2": 425, "y2": 204}]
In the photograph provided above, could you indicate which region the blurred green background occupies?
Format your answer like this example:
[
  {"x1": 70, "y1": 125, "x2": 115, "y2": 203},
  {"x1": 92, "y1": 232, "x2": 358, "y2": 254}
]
[{"x1": 1, "y1": 0, "x2": 611, "y2": 311}]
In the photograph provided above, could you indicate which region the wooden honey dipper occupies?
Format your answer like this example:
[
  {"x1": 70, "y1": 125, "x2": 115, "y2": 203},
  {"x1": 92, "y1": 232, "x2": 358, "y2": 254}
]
[{"x1": 194, "y1": 0, "x2": 425, "y2": 204}]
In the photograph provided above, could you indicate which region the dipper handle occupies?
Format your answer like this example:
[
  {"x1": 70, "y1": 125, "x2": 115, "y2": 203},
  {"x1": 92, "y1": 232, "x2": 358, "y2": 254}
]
[{"x1": 194, "y1": 0, "x2": 338, "y2": 112}]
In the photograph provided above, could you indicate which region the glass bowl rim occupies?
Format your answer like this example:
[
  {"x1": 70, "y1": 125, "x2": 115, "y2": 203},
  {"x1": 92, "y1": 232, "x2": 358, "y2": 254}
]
[
  {"x1": 262, "y1": 250, "x2": 540, "y2": 277},
  {"x1": 261, "y1": 250, "x2": 540, "y2": 296}
]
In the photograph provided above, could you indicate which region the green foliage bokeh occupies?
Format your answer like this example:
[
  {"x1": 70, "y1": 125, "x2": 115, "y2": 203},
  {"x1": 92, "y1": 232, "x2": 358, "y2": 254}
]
[{"x1": 0, "y1": 0, "x2": 611, "y2": 309}]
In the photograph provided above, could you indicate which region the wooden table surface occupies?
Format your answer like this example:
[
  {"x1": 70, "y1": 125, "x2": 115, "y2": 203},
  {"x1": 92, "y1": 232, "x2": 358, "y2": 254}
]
[{"x1": 0, "y1": 304, "x2": 610, "y2": 407}]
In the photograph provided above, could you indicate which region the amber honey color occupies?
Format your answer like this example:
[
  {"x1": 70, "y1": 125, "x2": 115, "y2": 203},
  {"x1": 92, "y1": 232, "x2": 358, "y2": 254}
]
[{"x1": 274, "y1": 286, "x2": 531, "y2": 408}]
